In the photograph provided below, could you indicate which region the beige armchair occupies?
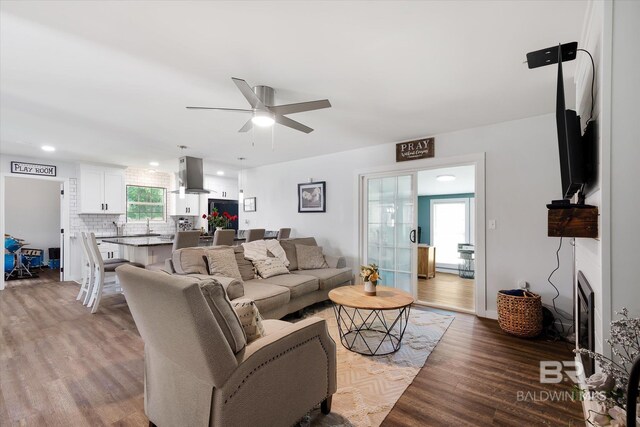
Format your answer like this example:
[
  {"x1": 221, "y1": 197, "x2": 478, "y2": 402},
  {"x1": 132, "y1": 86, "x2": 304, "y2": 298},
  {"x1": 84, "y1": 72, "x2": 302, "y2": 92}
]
[{"x1": 116, "y1": 265, "x2": 336, "y2": 427}]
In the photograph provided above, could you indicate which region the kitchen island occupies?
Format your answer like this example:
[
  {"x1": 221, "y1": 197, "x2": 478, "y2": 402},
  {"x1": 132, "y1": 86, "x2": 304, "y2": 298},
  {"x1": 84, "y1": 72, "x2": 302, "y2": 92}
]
[{"x1": 101, "y1": 236, "x2": 173, "y2": 266}]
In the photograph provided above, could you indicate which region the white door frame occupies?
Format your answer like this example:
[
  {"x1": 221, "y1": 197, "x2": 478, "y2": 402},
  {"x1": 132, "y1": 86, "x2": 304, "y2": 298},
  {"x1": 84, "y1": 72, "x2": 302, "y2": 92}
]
[
  {"x1": 0, "y1": 173, "x2": 71, "y2": 290},
  {"x1": 354, "y1": 153, "x2": 486, "y2": 317}
]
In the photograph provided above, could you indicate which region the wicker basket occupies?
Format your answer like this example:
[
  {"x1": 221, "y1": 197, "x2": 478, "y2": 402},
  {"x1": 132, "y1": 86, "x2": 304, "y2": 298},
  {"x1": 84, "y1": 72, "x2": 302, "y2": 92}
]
[{"x1": 497, "y1": 290, "x2": 543, "y2": 337}]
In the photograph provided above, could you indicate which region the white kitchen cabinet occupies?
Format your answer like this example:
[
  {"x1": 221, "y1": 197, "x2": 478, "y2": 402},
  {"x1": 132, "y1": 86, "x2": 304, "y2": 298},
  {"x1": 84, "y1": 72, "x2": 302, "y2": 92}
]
[
  {"x1": 96, "y1": 241, "x2": 120, "y2": 260},
  {"x1": 78, "y1": 165, "x2": 125, "y2": 214},
  {"x1": 205, "y1": 176, "x2": 238, "y2": 200},
  {"x1": 171, "y1": 193, "x2": 200, "y2": 216}
]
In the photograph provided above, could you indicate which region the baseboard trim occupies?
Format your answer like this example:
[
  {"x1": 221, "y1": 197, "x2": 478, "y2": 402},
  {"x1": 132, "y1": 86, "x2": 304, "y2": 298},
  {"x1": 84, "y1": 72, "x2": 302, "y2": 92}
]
[{"x1": 484, "y1": 310, "x2": 498, "y2": 320}]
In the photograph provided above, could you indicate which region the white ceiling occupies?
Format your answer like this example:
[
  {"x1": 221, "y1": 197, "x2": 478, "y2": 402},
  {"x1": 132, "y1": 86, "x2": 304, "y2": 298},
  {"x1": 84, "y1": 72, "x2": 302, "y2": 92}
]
[
  {"x1": 0, "y1": 1, "x2": 586, "y2": 174},
  {"x1": 417, "y1": 165, "x2": 475, "y2": 196}
]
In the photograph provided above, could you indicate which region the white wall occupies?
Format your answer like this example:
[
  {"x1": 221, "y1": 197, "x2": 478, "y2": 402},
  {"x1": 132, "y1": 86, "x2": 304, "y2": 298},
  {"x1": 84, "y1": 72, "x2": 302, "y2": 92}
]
[
  {"x1": 575, "y1": 0, "x2": 607, "y2": 354},
  {"x1": 4, "y1": 176, "x2": 60, "y2": 263},
  {"x1": 610, "y1": 0, "x2": 640, "y2": 318},
  {"x1": 240, "y1": 113, "x2": 574, "y2": 316}
]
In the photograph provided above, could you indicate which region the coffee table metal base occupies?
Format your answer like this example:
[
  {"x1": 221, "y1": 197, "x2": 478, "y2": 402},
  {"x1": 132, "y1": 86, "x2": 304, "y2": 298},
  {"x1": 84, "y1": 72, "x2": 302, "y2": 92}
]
[{"x1": 332, "y1": 303, "x2": 411, "y2": 356}]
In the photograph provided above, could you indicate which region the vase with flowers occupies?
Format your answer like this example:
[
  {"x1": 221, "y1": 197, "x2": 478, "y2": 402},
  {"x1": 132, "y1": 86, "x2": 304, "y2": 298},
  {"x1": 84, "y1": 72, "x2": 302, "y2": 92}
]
[
  {"x1": 203, "y1": 208, "x2": 238, "y2": 233},
  {"x1": 360, "y1": 263, "x2": 379, "y2": 296}
]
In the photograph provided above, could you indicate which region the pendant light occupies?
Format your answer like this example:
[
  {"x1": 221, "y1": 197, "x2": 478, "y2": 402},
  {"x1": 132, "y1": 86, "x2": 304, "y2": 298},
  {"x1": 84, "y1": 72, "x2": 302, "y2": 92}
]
[{"x1": 238, "y1": 157, "x2": 245, "y2": 203}]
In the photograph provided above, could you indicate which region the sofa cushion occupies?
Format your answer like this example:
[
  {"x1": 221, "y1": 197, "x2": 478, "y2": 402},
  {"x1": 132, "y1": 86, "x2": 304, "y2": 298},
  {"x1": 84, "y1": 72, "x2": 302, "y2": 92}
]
[
  {"x1": 172, "y1": 247, "x2": 208, "y2": 275},
  {"x1": 185, "y1": 274, "x2": 244, "y2": 300},
  {"x1": 206, "y1": 248, "x2": 242, "y2": 281},
  {"x1": 279, "y1": 237, "x2": 318, "y2": 271},
  {"x1": 261, "y1": 319, "x2": 291, "y2": 336},
  {"x1": 295, "y1": 244, "x2": 329, "y2": 270},
  {"x1": 292, "y1": 267, "x2": 353, "y2": 290},
  {"x1": 199, "y1": 280, "x2": 246, "y2": 354},
  {"x1": 253, "y1": 257, "x2": 290, "y2": 279},
  {"x1": 242, "y1": 280, "x2": 290, "y2": 315},
  {"x1": 231, "y1": 298, "x2": 265, "y2": 343},
  {"x1": 260, "y1": 274, "x2": 319, "y2": 299}
]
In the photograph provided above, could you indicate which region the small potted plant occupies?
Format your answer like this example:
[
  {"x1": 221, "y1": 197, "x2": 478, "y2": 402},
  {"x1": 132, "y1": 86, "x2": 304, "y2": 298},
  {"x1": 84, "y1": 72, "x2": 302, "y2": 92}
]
[{"x1": 360, "y1": 263, "x2": 379, "y2": 296}]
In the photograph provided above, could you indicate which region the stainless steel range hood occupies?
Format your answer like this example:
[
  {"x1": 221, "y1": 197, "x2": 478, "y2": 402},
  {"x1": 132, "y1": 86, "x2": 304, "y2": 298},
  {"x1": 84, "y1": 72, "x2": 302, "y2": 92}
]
[{"x1": 172, "y1": 156, "x2": 211, "y2": 194}]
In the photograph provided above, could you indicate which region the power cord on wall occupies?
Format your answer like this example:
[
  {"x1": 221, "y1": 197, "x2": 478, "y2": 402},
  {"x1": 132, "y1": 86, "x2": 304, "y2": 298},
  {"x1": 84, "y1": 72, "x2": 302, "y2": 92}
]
[
  {"x1": 546, "y1": 237, "x2": 574, "y2": 338},
  {"x1": 577, "y1": 48, "x2": 596, "y2": 131}
]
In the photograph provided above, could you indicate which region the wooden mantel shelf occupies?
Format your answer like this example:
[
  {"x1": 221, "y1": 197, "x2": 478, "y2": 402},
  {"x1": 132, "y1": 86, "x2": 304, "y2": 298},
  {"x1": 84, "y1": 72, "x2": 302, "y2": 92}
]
[{"x1": 548, "y1": 206, "x2": 598, "y2": 238}]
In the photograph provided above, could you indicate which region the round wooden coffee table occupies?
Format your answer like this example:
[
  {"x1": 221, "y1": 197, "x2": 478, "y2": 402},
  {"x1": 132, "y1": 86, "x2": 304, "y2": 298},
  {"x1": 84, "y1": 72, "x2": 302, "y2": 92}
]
[{"x1": 328, "y1": 285, "x2": 415, "y2": 356}]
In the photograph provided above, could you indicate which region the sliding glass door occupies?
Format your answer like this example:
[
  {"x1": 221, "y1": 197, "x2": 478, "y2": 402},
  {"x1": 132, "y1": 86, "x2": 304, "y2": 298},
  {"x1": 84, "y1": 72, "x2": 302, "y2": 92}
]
[{"x1": 363, "y1": 173, "x2": 417, "y2": 294}]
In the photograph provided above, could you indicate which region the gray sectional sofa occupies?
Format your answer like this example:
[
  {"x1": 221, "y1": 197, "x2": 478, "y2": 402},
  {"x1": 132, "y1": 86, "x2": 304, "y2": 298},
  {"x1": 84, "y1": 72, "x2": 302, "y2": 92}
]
[{"x1": 163, "y1": 237, "x2": 354, "y2": 319}]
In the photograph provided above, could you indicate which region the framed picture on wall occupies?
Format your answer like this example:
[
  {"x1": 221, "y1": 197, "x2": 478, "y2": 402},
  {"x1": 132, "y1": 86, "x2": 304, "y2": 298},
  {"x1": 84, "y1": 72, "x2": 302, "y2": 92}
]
[
  {"x1": 243, "y1": 197, "x2": 256, "y2": 212},
  {"x1": 298, "y1": 181, "x2": 326, "y2": 213}
]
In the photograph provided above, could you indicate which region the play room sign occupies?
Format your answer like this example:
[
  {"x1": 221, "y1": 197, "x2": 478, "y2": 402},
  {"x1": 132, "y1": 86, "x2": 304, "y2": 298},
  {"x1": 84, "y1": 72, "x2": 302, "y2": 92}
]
[{"x1": 11, "y1": 161, "x2": 57, "y2": 177}]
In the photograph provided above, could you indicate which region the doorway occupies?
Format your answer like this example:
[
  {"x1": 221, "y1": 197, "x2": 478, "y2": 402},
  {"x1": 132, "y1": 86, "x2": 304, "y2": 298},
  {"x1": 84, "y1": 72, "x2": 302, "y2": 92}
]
[
  {"x1": 359, "y1": 155, "x2": 484, "y2": 316},
  {"x1": 1, "y1": 174, "x2": 70, "y2": 290},
  {"x1": 417, "y1": 166, "x2": 476, "y2": 312}
]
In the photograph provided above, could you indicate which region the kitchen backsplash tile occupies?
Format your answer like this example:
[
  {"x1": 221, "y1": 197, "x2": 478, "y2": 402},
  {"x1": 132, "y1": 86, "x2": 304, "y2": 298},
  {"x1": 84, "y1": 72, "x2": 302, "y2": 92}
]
[{"x1": 69, "y1": 167, "x2": 197, "y2": 237}]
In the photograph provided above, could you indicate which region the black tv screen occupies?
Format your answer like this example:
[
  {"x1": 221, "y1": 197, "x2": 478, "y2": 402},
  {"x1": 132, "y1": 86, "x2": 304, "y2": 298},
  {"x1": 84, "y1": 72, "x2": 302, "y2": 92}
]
[{"x1": 556, "y1": 47, "x2": 585, "y2": 200}]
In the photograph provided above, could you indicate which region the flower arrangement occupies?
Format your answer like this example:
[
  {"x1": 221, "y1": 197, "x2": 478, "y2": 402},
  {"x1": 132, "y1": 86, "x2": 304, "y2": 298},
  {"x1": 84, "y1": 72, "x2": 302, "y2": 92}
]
[
  {"x1": 360, "y1": 263, "x2": 379, "y2": 285},
  {"x1": 203, "y1": 208, "x2": 238, "y2": 229},
  {"x1": 575, "y1": 308, "x2": 640, "y2": 426}
]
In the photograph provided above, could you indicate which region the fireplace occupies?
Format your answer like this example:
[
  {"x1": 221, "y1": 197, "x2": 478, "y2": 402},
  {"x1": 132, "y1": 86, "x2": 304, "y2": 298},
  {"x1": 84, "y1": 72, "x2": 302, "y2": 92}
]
[{"x1": 577, "y1": 271, "x2": 595, "y2": 377}]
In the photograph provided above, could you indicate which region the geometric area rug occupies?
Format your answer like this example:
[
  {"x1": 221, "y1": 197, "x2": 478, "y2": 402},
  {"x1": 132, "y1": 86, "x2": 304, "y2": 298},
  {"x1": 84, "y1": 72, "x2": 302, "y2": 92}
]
[{"x1": 296, "y1": 302, "x2": 455, "y2": 427}]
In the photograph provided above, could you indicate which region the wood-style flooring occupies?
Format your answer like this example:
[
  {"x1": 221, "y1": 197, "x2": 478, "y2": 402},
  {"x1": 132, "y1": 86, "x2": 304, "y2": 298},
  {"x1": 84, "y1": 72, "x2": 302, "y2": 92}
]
[
  {"x1": 418, "y1": 272, "x2": 475, "y2": 312},
  {"x1": 0, "y1": 278, "x2": 583, "y2": 426}
]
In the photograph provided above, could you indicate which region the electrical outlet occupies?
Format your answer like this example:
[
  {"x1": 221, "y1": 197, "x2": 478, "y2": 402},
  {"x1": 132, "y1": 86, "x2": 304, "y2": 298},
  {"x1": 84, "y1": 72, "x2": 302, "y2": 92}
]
[
  {"x1": 518, "y1": 280, "x2": 529, "y2": 290},
  {"x1": 488, "y1": 219, "x2": 497, "y2": 230},
  {"x1": 244, "y1": 219, "x2": 250, "y2": 225}
]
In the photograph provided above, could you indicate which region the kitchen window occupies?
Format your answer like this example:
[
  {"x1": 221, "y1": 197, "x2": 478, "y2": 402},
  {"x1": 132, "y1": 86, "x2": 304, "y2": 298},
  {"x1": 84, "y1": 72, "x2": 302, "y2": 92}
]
[{"x1": 126, "y1": 185, "x2": 166, "y2": 222}]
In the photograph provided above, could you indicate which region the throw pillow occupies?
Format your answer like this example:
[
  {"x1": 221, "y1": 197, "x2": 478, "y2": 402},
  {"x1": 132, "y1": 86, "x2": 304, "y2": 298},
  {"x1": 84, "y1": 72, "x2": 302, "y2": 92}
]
[
  {"x1": 231, "y1": 299, "x2": 265, "y2": 343},
  {"x1": 265, "y1": 240, "x2": 290, "y2": 267},
  {"x1": 252, "y1": 257, "x2": 290, "y2": 279},
  {"x1": 200, "y1": 280, "x2": 246, "y2": 354},
  {"x1": 296, "y1": 244, "x2": 329, "y2": 270},
  {"x1": 235, "y1": 248, "x2": 258, "y2": 281},
  {"x1": 242, "y1": 239, "x2": 268, "y2": 261},
  {"x1": 206, "y1": 248, "x2": 243, "y2": 281}
]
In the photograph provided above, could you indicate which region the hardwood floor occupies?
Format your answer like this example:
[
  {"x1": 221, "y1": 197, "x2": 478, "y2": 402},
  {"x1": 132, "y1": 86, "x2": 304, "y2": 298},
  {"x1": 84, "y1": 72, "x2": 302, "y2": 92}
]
[
  {"x1": 0, "y1": 279, "x2": 583, "y2": 426},
  {"x1": 383, "y1": 313, "x2": 583, "y2": 426},
  {"x1": 4, "y1": 267, "x2": 60, "y2": 289},
  {"x1": 418, "y1": 272, "x2": 475, "y2": 312}
]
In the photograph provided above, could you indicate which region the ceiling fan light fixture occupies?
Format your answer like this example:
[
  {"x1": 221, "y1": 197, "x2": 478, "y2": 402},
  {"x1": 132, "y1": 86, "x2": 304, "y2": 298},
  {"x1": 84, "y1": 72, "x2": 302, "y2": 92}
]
[{"x1": 251, "y1": 111, "x2": 275, "y2": 127}]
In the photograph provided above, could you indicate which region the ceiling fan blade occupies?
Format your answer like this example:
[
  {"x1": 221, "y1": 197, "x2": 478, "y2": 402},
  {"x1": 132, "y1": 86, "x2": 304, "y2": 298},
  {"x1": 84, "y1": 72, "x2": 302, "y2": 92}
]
[
  {"x1": 186, "y1": 106, "x2": 252, "y2": 112},
  {"x1": 270, "y1": 99, "x2": 331, "y2": 115},
  {"x1": 232, "y1": 77, "x2": 265, "y2": 110},
  {"x1": 238, "y1": 118, "x2": 253, "y2": 133},
  {"x1": 274, "y1": 114, "x2": 313, "y2": 134}
]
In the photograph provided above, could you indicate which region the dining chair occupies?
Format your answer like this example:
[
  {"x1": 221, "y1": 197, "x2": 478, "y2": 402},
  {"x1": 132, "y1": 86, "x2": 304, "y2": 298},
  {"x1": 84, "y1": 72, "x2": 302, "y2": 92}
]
[
  {"x1": 86, "y1": 232, "x2": 143, "y2": 313},
  {"x1": 212, "y1": 229, "x2": 235, "y2": 246},
  {"x1": 173, "y1": 230, "x2": 201, "y2": 250},
  {"x1": 244, "y1": 228, "x2": 265, "y2": 242},
  {"x1": 277, "y1": 228, "x2": 291, "y2": 240}
]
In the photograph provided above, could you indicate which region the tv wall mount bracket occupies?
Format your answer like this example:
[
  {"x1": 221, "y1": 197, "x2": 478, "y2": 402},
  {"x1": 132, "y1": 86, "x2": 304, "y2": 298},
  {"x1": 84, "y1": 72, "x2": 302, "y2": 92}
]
[{"x1": 525, "y1": 42, "x2": 577, "y2": 69}]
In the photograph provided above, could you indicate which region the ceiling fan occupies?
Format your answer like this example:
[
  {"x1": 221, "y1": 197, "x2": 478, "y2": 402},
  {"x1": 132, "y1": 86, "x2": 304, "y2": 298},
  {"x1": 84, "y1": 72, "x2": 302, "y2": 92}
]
[{"x1": 186, "y1": 77, "x2": 331, "y2": 134}]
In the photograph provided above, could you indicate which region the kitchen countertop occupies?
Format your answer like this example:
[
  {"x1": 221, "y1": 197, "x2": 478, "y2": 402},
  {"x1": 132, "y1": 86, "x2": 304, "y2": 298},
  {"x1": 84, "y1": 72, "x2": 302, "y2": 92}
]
[
  {"x1": 95, "y1": 233, "x2": 161, "y2": 239},
  {"x1": 101, "y1": 237, "x2": 173, "y2": 247}
]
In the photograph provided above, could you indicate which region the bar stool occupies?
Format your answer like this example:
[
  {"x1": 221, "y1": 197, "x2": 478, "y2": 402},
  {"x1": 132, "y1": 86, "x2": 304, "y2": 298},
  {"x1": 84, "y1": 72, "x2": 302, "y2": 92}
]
[
  {"x1": 245, "y1": 229, "x2": 265, "y2": 242},
  {"x1": 85, "y1": 232, "x2": 143, "y2": 313},
  {"x1": 213, "y1": 229, "x2": 235, "y2": 246},
  {"x1": 277, "y1": 228, "x2": 291, "y2": 240}
]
